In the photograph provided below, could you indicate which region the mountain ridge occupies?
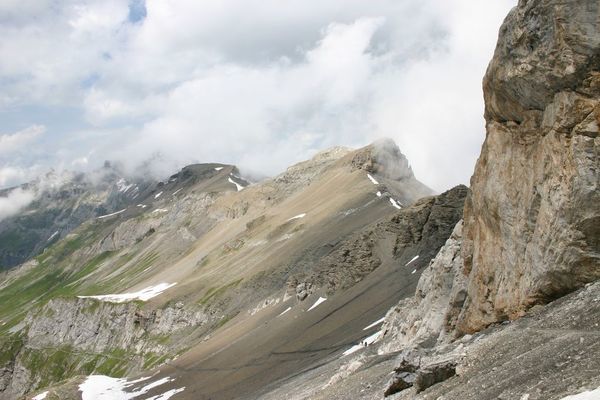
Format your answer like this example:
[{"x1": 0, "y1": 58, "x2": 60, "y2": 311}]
[
  {"x1": 1, "y1": 1, "x2": 599, "y2": 399},
  {"x1": 0, "y1": 140, "x2": 449, "y2": 399}
]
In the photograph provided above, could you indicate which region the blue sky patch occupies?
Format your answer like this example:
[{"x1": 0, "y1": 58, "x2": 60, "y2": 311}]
[{"x1": 128, "y1": 0, "x2": 147, "y2": 23}]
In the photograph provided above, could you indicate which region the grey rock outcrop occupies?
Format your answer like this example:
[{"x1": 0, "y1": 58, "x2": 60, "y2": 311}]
[
  {"x1": 384, "y1": 349, "x2": 422, "y2": 396},
  {"x1": 25, "y1": 298, "x2": 210, "y2": 354},
  {"x1": 0, "y1": 168, "x2": 150, "y2": 270},
  {"x1": 349, "y1": 138, "x2": 434, "y2": 202},
  {"x1": 294, "y1": 282, "x2": 313, "y2": 301},
  {"x1": 0, "y1": 297, "x2": 212, "y2": 399},
  {"x1": 383, "y1": 348, "x2": 458, "y2": 397},
  {"x1": 413, "y1": 359, "x2": 457, "y2": 393},
  {"x1": 379, "y1": 221, "x2": 466, "y2": 352},
  {"x1": 291, "y1": 185, "x2": 468, "y2": 295},
  {"x1": 460, "y1": 0, "x2": 600, "y2": 333}
]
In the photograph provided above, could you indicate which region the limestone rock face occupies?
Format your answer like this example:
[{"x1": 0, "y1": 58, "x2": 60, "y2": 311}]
[
  {"x1": 460, "y1": 0, "x2": 600, "y2": 333},
  {"x1": 25, "y1": 298, "x2": 210, "y2": 354},
  {"x1": 379, "y1": 221, "x2": 466, "y2": 353}
]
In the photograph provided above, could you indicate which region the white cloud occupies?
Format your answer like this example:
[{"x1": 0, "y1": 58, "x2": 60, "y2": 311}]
[
  {"x1": 0, "y1": 187, "x2": 36, "y2": 221},
  {"x1": 83, "y1": 88, "x2": 136, "y2": 125},
  {"x1": 0, "y1": 165, "x2": 45, "y2": 188},
  {"x1": 0, "y1": 0, "x2": 516, "y2": 191},
  {"x1": 104, "y1": 17, "x2": 384, "y2": 177},
  {"x1": 0, "y1": 125, "x2": 45, "y2": 155}
]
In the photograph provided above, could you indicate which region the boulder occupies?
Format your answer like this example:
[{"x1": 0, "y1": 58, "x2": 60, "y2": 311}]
[{"x1": 414, "y1": 360, "x2": 457, "y2": 393}]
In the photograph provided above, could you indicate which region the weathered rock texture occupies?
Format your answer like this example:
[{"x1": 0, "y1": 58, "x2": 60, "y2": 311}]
[
  {"x1": 290, "y1": 185, "x2": 468, "y2": 295},
  {"x1": 25, "y1": 298, "x2": 210, "y2": 354},
  {"x1": 379, "y1": 221, "x2": 466, "y2": 353},
  {"x1": 0, "y1": 298, "x2": 211, "y2": 399},
  {"x1": 460, "y1": 0, "x2": 600, "y2": 333}
]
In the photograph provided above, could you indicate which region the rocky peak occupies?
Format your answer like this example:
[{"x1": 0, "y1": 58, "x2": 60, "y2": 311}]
[
  {"x1": 273, "y1": 146, "x2": 351, "y2": 185},
  {"x1": 349, "y1": 138, "x2": 415, "y2": 181}
]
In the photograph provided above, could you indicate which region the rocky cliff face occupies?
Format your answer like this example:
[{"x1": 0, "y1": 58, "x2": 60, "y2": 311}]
[
  {"x1": 291, "y1": 185, "x2": 467, "y2": 295},
  {"x1": 25, "y1": 298, "x2": 210, "y2": 354},
  {"x1": 0, "y1": 298, "x2": 211, "y2": 399},
  {"x1": 379, "y1": 220, "x2": 466, "y2": 352},
  {"x1": 460, "y1": 0, "x2": 600, "y2": 333},
  {"x1": 218, "y1": 3, "x2": 600, "y2": 399}
]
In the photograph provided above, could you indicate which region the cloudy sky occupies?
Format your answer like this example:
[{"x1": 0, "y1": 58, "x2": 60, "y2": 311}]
[{"x1": 0, "y1": 0, "x2": 515, "y2": 192}]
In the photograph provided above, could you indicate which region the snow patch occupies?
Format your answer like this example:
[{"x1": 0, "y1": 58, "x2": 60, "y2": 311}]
[
  {"x1": 154, "y1": 191, "x2": 163, "y2": 199},
  {"x1": 560, "y1": 387, "x2": 600, "y2": 400},
  {"x1": 389, "y1": 198, "x2": 402, "y2": 209},
  {"x1": 78, "y1": 283, "x2": 177, "y2": 303},
  {"x1": 276, "y1": 233, "x2": 294, "y2": 242},
  {"x1": 287, "y1": 213, "x2": 306, "y2": 221},
  {"x1": 405, "y1": 255, "x2": 419, "y2": 266},
  {"x1": 367, "y1": 174, "x2": 379, "y2": 185},
  {"x1": 214, "y1": 167, "x2": 224, "y2": 171},
  {"x1": 342, "y1": 331, "x2": 382, "y2": 356},
  {"x1": 47, "y1": 231, "x2": 59, "y2": 242},
  {"x1": 152, "y1": 208, "x2": 168, "y2": 213},
  {"x1": 376, "y1": 191, "x2": 382, "y2": 197},
  {"x1": 116, "y1": 178, "x2": 135, "y2": 193},
  {"x1": 307, "y1": 297, "x2": 327, "y2": 311},
  {"x1": 342, "y1": 344, "x2": 363, "y2": 356},
  {"x1": 172, "y1": 188, "x2": 183, "y2": 196},
  {"x1": 79, "y1": 374, "x2": 184, "y2": 400},
  {"x1": 278, "y1": 306, "x2": 292, "y2": 317},
  {"x1": 97, "y1": 209, "x2": 126, "y2": 219},
  {"x1": 363, "y1": 331, "x2": 382, "y2": 345},
  {"x1": 363, "y1": 317, "x2": 386, "y2": 331},
  {"x1": 146, "y1": 388, "x2": 186, "y2": 400},
  {"x1": 137, "y1": 204, "x2": 147, "y2": 208},
  {"x1": 228, "y1": 177, "x2": 244, "y2": 191},
  {"x1": 136, "y1": 377, "x2": 173, "y2": 393},
  {"x1": 32, "y1": 391, "x2": 48, "y2": 400},
  {"x1": 412, "y1": 269, "x2": 417, "y2": 274}
]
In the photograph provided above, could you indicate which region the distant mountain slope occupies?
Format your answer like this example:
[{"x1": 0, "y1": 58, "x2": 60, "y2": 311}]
[
  {"x1": 0, "y1": 140, "x2": 453, "y2": 399},
  {"x1": 0, "y1": 165, "x2": 153, "y2": 270}
]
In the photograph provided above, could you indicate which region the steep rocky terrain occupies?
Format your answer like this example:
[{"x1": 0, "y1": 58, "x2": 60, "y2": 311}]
[
  {"x1": 0, "y1": 165, "x2": 154, "y2": 270},
  {"x1": 0, "y1": 139, "x2": 463, "y2": 399},
  {"x1": 1, "y1": 1, "x2": 599, "y2": 399},
  {"x1": 250, "y1": 1, "x2": 600, "y2": 399},
  {"x1": 460, "y1": 0, "x2": 600, "y2": 333}
]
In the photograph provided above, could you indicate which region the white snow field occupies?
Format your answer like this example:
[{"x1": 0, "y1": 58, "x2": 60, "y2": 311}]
[
  {"x1": 367, "y1": 174, "x2": 379, "y2": 185},
  {"x1": 228, "y1": 177, "x2": 244, "y2": 191},
  {"x1": 78, "y1": 283, "x2": 177, "y2": 303},
  {"x1": 307, "y1": 297, "x2": 327, "y2": 311},
  {"x1": 79, "y1": 374, "x2": 185, "y2": 400}
]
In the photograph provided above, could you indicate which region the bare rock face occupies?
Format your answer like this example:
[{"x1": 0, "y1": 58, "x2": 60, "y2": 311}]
[
  {"x1": 460, "y1": 0, "x2": 600, "y2": 333},
  {"x1": 25, "y1": 298, "x2": 210, "y2": 354},
  {"x1": 379, "y1": 221, "x2": 466, "y2": 353},
  {"x1": 350, "y1": 138, "x2": 413, "y2": 180}
]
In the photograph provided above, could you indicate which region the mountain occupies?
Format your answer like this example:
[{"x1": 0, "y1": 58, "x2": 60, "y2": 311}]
[
  {"x1": 1, "y1": 1, "x2": 599, "y2": 399},
  {"x1": 0, "y1": 164, "x2": 155, "y2": 270},
  {"x1": 251, "y1": 1, "x2": 600, "y2": 399},
  {"x1": 0, "y1": 140, "x2": 460, "y2": 399}
]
